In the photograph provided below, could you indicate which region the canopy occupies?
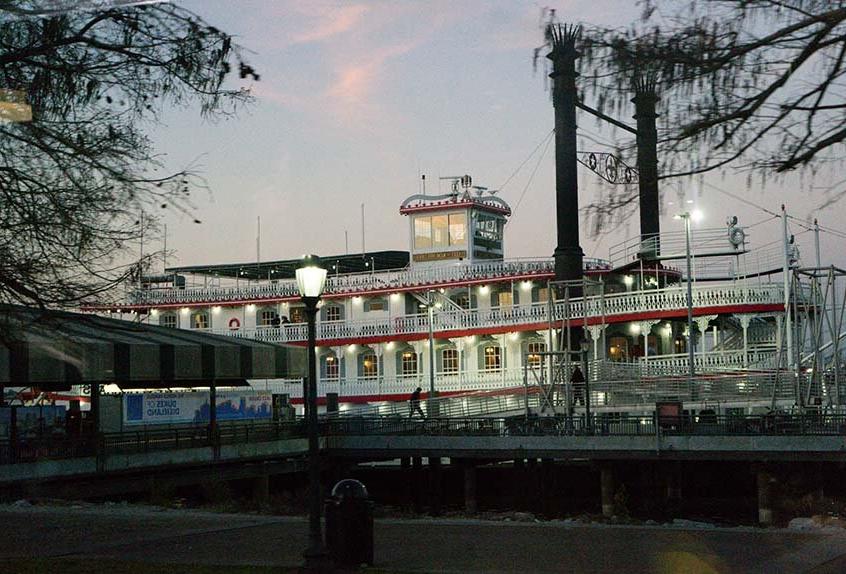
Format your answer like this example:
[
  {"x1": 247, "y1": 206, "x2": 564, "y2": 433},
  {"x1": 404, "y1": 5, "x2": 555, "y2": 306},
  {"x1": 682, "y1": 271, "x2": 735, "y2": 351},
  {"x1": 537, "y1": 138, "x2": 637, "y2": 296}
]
[
  {"x1": 166, "y1": 250, "x2": 410, "y2": 281},
  {"x1": 0, "y1": 304, "x2": 297, "y2": 390}
]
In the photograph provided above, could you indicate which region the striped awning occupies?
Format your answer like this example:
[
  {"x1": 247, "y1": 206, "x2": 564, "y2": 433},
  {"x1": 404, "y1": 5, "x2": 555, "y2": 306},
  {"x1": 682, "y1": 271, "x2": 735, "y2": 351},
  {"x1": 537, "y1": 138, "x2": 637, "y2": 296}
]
[{"x1": 0, "y1": 305, "x2": 296, "y2": 390}]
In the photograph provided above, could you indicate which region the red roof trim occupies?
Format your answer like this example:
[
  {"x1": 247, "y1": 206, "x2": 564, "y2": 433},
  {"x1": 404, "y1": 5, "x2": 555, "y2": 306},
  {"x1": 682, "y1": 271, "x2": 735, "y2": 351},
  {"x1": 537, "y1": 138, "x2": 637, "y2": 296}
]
[{"x1": 399, "y1": 200, "x2": 511, "y2": 217}]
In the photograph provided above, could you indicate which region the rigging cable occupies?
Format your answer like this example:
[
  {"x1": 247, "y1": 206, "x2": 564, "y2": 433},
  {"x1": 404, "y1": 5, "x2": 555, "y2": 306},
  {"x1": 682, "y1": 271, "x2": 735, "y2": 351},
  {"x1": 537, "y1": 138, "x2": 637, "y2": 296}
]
[
  {"x1": 510, "y1": 130, "x2": 555, "y2": 220},
  {"x1": 497, "y1": 129, "x2": 554, "y2": 194}
]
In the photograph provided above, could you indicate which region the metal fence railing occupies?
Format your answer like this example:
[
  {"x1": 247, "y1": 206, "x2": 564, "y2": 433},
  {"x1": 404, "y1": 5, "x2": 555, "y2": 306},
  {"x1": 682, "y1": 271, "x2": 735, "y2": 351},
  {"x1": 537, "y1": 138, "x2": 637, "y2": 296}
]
[
  {"x1": 4, "y1": 413, "x2": 846, "y2": 467},
  {"x1": 324, "y1": 413, "x2": 846, "y2": 438},
  {"x1": 0, "y1": 421, "x2": 308, "y2": 465}
]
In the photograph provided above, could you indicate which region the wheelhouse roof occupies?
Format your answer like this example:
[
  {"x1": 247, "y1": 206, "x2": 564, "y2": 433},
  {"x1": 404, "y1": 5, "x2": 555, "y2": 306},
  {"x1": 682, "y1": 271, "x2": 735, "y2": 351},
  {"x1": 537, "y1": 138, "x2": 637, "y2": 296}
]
[{"x1": 165, "y1": 250, "x2": 410, "y2": 281}]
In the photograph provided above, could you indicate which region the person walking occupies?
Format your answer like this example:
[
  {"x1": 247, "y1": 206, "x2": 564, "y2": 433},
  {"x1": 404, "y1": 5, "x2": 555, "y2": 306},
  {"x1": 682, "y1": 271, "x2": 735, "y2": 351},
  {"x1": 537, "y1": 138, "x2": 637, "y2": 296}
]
[
  {"x1": 571, "y1": 365, "x2": 585, "y2": 406},
  {"x1": 409, "y1": 387, "x2": 425, "y2": 419}
]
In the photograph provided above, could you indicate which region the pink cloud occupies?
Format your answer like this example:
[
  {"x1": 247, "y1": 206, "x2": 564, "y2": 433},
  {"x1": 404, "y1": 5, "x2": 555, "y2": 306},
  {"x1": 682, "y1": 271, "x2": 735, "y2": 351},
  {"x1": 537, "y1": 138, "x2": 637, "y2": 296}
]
[{"x1": 289, "y1": 4, "x2": 369, "y2": 45}]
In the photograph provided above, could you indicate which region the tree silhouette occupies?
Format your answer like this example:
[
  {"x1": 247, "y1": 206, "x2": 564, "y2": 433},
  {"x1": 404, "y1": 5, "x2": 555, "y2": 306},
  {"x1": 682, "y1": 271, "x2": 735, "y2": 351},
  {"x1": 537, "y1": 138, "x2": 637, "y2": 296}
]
[
  {"x1": 576, "y1": 1, "x2": 846, "y2": 229},
  {"x1": 0, "y1": 2, "x2": 257, "y2": 306}
]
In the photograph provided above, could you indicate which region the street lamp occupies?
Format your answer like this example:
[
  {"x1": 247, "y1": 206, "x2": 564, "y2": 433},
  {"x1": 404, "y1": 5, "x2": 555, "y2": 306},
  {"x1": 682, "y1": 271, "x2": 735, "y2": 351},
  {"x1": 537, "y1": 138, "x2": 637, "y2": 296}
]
[
  {"x1": 296, "y1": 254, "x2": 328, "y2": 568},
  {"x1": 674, "y1": 210, "x2": 702, "y2": 400}
]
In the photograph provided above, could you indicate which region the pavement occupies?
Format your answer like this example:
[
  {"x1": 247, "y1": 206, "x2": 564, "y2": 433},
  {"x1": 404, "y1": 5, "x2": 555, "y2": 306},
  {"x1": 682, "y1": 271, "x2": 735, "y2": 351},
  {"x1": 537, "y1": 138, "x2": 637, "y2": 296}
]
[{"x1": 3, "y1": 503, "x2": 846, "y2": 573}]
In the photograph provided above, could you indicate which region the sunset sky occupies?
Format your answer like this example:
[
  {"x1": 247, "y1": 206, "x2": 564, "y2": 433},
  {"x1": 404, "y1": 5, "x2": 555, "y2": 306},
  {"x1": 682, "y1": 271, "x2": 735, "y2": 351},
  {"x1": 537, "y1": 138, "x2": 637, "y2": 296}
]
[{"x1": 149, "y1": 1, "x2": 845, "y2": 272}]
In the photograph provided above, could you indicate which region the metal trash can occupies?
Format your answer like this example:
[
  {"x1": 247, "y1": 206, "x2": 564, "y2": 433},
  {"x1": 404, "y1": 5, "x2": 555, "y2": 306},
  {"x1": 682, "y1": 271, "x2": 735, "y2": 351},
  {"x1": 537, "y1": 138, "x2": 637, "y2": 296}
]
[{"x1": 324, "y1": 479, "x2": 374, "y2": 567}]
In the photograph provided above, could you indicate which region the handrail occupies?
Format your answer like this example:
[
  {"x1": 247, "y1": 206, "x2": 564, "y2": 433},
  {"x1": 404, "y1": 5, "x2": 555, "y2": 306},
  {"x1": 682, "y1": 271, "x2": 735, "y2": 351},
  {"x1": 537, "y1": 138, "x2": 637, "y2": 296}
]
[
  {"x1": 214, "y1": 283, "x2": 784, "y2": 344},
  {"x1": 5, "y1": 412, "x2": 846, "y2": 465},
  {"x1": 129, "y1": 258, "x2": 610, "y2": 306}
]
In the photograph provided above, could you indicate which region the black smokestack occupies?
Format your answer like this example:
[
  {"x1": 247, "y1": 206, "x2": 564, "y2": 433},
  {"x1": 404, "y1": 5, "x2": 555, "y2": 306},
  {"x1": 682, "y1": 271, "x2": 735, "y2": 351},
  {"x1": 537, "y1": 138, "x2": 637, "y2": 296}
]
[
  {"x1": 547, "y1": 24, "x2": 584, "y2": 283},
  {"x1": 632, "y1": 73, "x2": 660, "y2": 258}
]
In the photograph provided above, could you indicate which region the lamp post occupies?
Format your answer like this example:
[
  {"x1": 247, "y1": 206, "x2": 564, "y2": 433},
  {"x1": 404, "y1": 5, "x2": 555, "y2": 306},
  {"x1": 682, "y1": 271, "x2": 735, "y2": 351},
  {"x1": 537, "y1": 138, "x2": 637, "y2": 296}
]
[
  {"x1": 675, "y1": 210, "x2": 702, "y2": 400},
  {"x1": 296, "y1": 254, "x2": 328, "y2": 568},
  {"x1": 418, "y1": 291, "x2": 437, "y2": 416}
]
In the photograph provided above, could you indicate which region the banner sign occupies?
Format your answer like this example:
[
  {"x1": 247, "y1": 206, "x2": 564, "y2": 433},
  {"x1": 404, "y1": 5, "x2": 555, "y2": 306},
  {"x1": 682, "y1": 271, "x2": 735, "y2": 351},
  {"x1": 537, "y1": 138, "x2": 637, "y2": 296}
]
[{"x1": 123, "y1": 390, "x2": 273, "y2": 425}]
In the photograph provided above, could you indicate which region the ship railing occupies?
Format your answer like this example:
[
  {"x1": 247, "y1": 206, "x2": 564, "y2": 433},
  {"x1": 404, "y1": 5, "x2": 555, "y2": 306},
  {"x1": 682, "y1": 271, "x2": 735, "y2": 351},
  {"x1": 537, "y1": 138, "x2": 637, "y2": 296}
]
[
  {"x1": 251, "y1": 367, "x2": 803, "y2": 409},
  {"x1": 223, "y1": 283, "x2": 784, "y2": 344},
  {"x1": 128, "y1": 258, "x2": 569, "y2": 306}
]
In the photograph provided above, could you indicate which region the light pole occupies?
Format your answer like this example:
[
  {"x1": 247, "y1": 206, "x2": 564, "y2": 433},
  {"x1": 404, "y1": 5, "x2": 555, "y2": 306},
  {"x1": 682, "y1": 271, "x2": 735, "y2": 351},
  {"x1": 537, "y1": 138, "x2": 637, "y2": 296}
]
[
  {"x1": 675, "y1": 210, "x2": 702, "y2": 400},
  {"x1": 418, "y1": 291, "x2": 437, "y2": 416},
  {"x1": 296, "y1": 254, "x2": 328, "y2": 568}
]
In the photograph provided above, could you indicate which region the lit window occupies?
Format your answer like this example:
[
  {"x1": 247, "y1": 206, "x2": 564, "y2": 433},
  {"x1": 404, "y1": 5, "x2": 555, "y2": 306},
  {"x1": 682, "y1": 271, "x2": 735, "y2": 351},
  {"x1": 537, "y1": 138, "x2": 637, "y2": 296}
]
[
  {"x1": 526, "y1": 341, "x2": 545, "y2": 367},
  {"x1": 484, "y1": 346, "x2": 501, "y2": 370},
  {"x1": 160, "y1": 313, "x2": 177, "y2": 329},
  {"x1": 258, "y1": 308, "x2": 279, "y2": 327},
  {"x1": 361, "y1": 353, "x2": 378, "y2": 378},
  {"x1": 289, "y1": 306, "x2": 305, "y2": 324},
  {"x1": 498, "y1": 291, "x2": 513, "y2": 308},
  {"x1": 414, "y1": 216, "x2": 432, "y2": 249},
  {"x1": 191, "y1": 311, "x2": 209, "y2": 330},
  {"x1": 448, "y1": 213, "x2": 466, "y2": 246},
  {"x1": 325, "y1": 355, "x2": 339, "y2": 379},
  {"x1": 401, "y1": 351, "x2": 418, "y2": 376},
  {"x1": 325, "y1": 305, "x2": 341, "y2": 322},
  {"x1": 442, "y1": 348, "x2": 459, "y2": 373},
  {"x1": 536, "y1": 287, "x2": 549, "y2": 303},
  {"x1": 432, "y1": 214, "x2": 449, "y2": 248}
]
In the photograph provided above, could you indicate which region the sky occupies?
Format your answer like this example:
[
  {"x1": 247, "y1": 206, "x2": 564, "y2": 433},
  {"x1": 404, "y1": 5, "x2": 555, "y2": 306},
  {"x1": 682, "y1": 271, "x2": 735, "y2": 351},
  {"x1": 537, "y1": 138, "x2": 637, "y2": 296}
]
[{"x1": 148, "y1": 0, "x2": 846, "y2": 274}]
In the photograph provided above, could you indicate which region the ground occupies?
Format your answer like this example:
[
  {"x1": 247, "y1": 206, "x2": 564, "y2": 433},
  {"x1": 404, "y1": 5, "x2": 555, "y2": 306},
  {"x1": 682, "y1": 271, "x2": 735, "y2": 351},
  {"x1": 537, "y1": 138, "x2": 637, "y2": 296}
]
[{"x1": 3, "y1": 503, "x2": 846, "y2": 573}]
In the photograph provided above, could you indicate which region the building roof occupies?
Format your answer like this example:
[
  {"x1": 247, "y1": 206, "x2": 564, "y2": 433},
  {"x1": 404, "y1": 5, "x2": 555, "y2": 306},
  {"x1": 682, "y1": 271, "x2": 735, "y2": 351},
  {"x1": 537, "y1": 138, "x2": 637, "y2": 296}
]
[
  {"x1": 165, "y1": 250, "x2": 410, "y2": 281},
  {"x1": 0, "y1": 305, "x2": 297, "y2": 390}
]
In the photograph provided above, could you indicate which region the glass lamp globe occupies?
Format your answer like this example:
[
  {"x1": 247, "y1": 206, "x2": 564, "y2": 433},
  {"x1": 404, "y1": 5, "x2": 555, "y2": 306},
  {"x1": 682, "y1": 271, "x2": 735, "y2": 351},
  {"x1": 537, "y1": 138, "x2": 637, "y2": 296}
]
[{"x1": 296, "y1": 254, "x2": 327, "y2": 298}]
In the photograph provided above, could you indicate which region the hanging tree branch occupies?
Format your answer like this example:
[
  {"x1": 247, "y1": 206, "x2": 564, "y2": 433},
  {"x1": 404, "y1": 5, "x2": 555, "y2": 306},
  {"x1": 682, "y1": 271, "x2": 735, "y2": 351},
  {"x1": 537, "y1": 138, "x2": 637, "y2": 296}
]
[{"x1": 0, "y1": 2, "x2": 258, "y2": 307}]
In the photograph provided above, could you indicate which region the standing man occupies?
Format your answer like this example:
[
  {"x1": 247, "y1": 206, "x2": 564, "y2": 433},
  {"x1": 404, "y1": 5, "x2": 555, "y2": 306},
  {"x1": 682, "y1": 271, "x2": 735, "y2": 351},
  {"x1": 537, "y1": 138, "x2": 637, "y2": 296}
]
[
  {"x1": 571, "y1": 366, "x2": 585, "y2": 406},
  {"x1": 409, "y1": 387, "x2": 425, "y2": 419}
]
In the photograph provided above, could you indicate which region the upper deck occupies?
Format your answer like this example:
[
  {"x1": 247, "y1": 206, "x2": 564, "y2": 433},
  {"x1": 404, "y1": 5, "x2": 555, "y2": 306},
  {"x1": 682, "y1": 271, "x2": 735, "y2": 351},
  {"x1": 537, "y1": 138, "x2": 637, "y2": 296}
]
[{"x1": 120, "y1": 257, "x2": 614, "y2": 309}]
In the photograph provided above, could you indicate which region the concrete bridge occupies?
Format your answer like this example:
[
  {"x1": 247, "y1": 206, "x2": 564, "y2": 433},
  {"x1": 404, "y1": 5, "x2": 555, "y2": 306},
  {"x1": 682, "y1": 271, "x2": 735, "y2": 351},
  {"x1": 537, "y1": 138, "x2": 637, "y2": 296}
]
[{"x1": 3, "y1": 413, "x2": 846, "y2": 524}]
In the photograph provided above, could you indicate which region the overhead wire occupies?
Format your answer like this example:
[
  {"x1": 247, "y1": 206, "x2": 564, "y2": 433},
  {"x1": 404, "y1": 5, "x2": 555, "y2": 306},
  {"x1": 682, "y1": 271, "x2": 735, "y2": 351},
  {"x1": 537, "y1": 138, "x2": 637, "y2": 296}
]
[
  {"x1": 511, "y1": 131, "x2": 554, "y2": 219},
  {"x1": 497, "y1": 129, "x2": 554, "y2": 194}
]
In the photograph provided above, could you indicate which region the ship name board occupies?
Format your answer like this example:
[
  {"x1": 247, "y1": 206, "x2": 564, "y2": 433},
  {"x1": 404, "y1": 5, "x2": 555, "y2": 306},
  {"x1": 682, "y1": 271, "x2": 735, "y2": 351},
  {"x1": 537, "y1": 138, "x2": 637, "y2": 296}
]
[{"x1": 413, "y1": 250, "x2": 467, "y2": 262}]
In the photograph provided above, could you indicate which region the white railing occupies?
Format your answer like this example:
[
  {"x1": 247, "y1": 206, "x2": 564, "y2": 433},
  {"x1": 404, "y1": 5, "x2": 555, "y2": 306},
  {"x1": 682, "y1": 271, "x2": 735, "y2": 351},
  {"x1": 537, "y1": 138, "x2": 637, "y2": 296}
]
[
  {"x1": 635, "y1": 350, "x2": 779, "y2": 374},
  {"x1": 222, "y1": 283, "x2": 784, "y2": 344},
  {"x1": 129, "y1": 257, "x2": 614, "y2": 306},
  {"x1": 252, "y1": 368, "x2": 798, "y2": 410}
]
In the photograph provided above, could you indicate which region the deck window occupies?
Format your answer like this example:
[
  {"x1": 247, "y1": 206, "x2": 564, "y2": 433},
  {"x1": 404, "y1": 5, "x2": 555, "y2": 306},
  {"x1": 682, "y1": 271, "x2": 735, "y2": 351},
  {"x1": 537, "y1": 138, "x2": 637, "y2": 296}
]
[
  {"x1": 160, "y1": 313, "x2": 177, "y2": 329},
  {"x1": 324, "y1": 305, "x2": 342, "y2": 322},
  {"x1": 191, "y1": 311, "x2": 209, "y2": 330},
  {"x1": 442, "y1": 348, "x2": 459, "y2": 373},
  {"x1": 484, "y1": 346, "x2": 501, "y2": 370},
  {"x1": 258, "y1": 308, "x2": 279, "y2": 327},
  {"x1": 401, "y1": 351, "x2": 418, "y2": 376},
  {"x1": 360, "y1": 353, "x2": 378, "y2": 378},
  {"x1": 497, "y1": 291, "x2": 513, "y2": 308},
  {"x1": 526, "y1": 341, "x2": 545, "y2": 367},
  {"x1": 324, "y1": 355, "x2": 339, "y2": 379}
]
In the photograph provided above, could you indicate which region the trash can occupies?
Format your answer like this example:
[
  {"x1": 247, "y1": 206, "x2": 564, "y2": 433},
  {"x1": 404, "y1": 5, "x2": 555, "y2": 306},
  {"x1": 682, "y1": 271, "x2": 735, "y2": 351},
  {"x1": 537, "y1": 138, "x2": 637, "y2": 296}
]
[{"x1": 324, "y1": 479, "x2": 374, "y2": 567}]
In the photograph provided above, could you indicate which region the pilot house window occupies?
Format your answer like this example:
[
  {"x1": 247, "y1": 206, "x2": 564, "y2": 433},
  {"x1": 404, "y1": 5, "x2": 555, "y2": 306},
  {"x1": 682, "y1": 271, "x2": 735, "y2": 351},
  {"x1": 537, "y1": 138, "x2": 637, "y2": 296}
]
[{"x1": 414, "y1": 213, "x2": 467, "y2": 250}]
